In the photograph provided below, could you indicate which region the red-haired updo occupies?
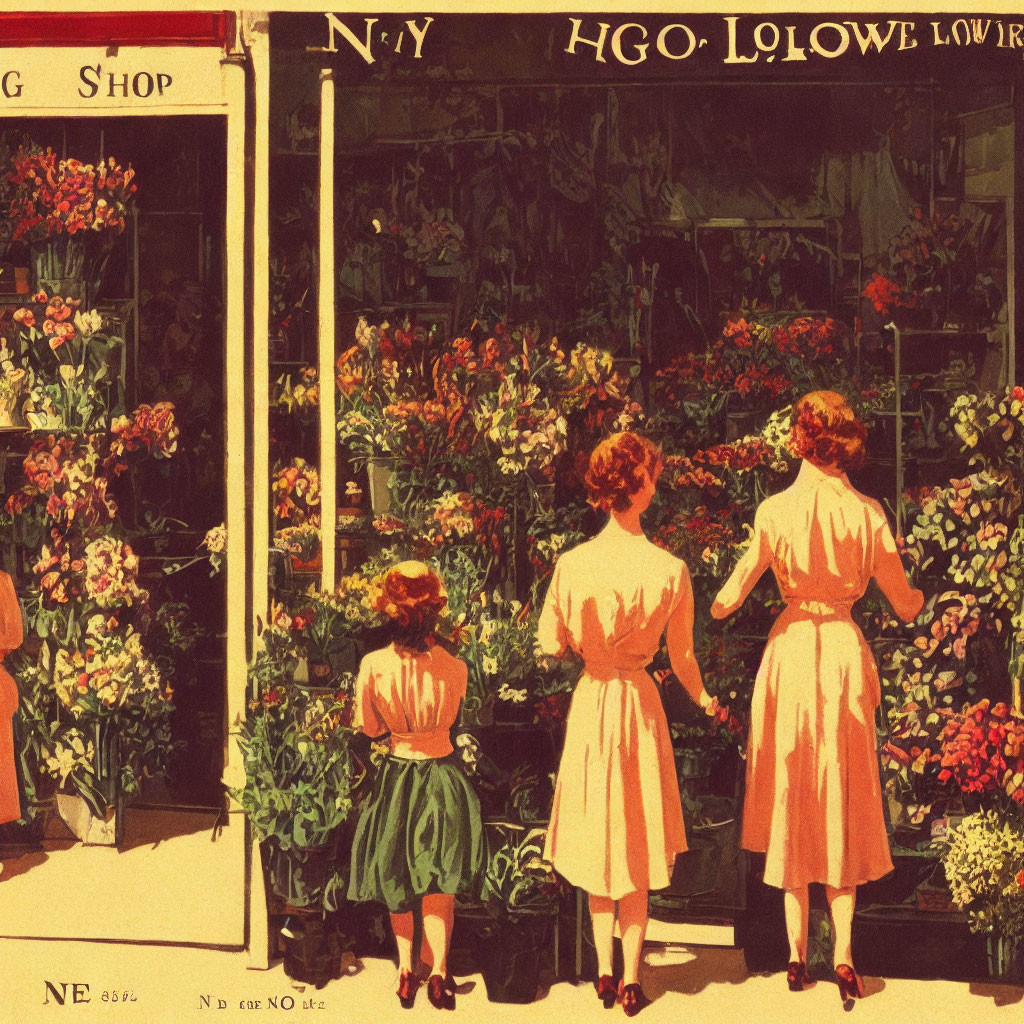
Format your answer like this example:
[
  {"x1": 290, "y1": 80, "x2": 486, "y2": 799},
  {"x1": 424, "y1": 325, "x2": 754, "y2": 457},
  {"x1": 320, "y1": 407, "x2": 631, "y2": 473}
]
[
  {"x1": 788, "y1": 390, "x2": 867, "y2": 472},
  {"x1": 378, "y1": 561, "x2": 448, "y2": 651},
  {"x1": 585, "y1": 432, "x2": 663, "y2": 513}
]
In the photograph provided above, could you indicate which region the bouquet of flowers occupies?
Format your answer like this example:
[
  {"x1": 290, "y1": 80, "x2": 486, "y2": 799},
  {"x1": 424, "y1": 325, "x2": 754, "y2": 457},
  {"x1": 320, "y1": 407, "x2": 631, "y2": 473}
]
[
  {"x1": 938, "y1": 699, "x2": 1024, "y2": 809},
  {"x1": 7, "y1": 147, "x2": 136, "y2": 243},
  {"x1": 273, "y1": 457, "x2": 320, "y2": 526},
  {"x1": 4, "y1": 292, "x2": 125, "y2": 432},
  {"x1": 941, "y1": 809, "x2": 1024, "y2": 938}
]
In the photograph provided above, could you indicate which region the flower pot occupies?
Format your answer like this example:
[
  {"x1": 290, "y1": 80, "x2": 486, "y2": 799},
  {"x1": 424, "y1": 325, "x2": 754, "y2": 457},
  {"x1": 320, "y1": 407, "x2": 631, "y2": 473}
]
[
  {"x1": 986, "y1": 933, "x2": 1021, "y2": 982},
  {"x1": 268, "y1": 841, "x2": 335, "y2": 909},
  {"x1": 54, "y1": 792, "x2": 117, "y2": 846},
  {"x1": 307, "y1": 660, "x2": 334, "y2": 687},
  {"x1": 478, "y1": 917, "x2": 547, "y2": 1003},
  {"x1": 290, "y1": 552, "x2": 323, "y2": 574},
  {"x1": 279, "y1": 909, "x2": 345, "y2": 987},
  {"x1": 366, "y1": 459, "x2": 394, "y2": 515}
]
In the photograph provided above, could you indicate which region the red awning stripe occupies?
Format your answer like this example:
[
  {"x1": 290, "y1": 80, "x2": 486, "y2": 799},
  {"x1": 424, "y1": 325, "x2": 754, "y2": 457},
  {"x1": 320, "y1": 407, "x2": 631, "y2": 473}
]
[{"x1": 0, "y1": 12, "x2": 235, "y2": 49}]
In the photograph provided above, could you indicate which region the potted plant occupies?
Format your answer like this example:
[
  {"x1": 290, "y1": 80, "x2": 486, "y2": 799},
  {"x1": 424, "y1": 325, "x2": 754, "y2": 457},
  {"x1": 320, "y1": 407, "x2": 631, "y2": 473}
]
[
  {"x1": 477, "y1": 824, "x2": 561, "y2": 1003},
  {"x1": 234, "y1": 679, "x2": 361, "y2": 914},
  {"x1": 939, "y1": 809, "x2": 1024, "y2": 980},
  {"x1": 7, "y1": 147, "x2": 137, "y2": 302}
]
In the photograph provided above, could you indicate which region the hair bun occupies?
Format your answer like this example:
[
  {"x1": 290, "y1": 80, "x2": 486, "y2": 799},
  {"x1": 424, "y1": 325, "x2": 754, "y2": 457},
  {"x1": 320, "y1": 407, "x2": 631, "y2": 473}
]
[
  {"x1": 585, "y1": 432, "x2": 662, "y2": 513},
  {"x1": 788, "y1": 390, "x2": 866, "y2": 472}
]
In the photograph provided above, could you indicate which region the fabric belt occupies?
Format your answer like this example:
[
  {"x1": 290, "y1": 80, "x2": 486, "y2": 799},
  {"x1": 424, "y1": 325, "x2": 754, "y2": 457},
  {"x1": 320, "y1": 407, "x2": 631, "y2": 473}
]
[
  {"x1": 786, "y1": 598, "x2": 855, "y2": 616},
  {"x1": 583, "y1": 658, "x2": 651, "y2": 676},
  {"x1": 388, "y1": 730, "x2": 453, "y2": 760}
]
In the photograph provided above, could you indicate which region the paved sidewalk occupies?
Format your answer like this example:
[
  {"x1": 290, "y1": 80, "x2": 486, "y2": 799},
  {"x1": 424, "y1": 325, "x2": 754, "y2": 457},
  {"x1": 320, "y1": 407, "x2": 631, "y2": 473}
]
[{"x1": 0, "y1": 939, "x2": 1021, "y2": 1024}]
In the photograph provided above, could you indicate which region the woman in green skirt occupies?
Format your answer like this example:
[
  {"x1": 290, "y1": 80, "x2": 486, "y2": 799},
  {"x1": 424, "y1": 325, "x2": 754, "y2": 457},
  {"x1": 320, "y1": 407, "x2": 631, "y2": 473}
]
[{"x1": 349, "y1": 561, "x2": 484, "y2": 1010}]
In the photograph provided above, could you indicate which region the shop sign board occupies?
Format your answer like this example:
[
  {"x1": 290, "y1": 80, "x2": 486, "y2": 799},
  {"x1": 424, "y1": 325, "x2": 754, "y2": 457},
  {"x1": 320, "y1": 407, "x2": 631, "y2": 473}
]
[{"x1": 0, "y1": 46, "x2": 228, "y2": 111}]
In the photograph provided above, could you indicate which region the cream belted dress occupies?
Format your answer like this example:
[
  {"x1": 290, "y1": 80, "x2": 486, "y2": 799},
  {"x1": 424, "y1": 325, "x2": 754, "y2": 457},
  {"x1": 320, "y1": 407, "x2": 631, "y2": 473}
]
[
  {"x1": 537, "y1": 525, "x2": 690, "y2": 899},
  {"x1": 0, "y1": 571, "x2": 24, "y2": 825},
  {"x1": 715, "y1": 459, "x2": 923, "y2": 890}
]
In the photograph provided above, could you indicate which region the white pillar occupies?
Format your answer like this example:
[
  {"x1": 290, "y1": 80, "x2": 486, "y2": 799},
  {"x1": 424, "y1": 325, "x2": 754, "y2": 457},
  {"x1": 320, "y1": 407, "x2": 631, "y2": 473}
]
[
  {"x1": 242, "y1": 11, "x2": 271, "y2": 972},
  {"x1": 221, "y1": 51, "x2": 249, "y2": 794},
  {"x1": 318, "y1": 68, "x2": 337, "y2": 591},
  {"x1": 250, "y1": 11, "x2": 271, "y2": 643}
]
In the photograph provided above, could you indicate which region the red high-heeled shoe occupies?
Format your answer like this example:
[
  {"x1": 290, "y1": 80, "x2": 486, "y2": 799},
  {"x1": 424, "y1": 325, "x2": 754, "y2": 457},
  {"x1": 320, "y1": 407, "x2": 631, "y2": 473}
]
[
  {"x1": 619, "y1": 982, "x2": 649, "y2": 1017},
  {"x1": 835, "y1": 964, "x2": 865, "y2": 1006},
  {"x1": 427, "y1": 973, "x2": 456, "y2": 1011},
  {"x1": 787, "y1": 961, "x2": 811, "y2": 991},
  {"x1": 596, "y1": 974, "x2": 619, "y2": 1010},
  {"x1": 396, "y1": 970, "x2": 420, "y2": 1009}
]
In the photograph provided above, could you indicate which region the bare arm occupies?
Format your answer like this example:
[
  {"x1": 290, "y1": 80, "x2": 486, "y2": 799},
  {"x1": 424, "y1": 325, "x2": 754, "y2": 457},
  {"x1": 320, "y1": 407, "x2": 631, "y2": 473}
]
[
  {"x1": 873, "y1": 518, "x2": 924, "y2": 623},
  {"x1": 666, "y1": 565, "x2": 718, "y2": 715},
  {"x1": 711, "y1": 504, "x2": 772, "y2": 620}
]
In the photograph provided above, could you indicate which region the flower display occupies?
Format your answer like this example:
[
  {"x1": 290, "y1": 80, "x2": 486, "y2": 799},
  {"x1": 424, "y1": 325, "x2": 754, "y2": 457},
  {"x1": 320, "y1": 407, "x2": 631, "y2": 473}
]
[
  {"x1": 106, "y1": 402, "x2": 180, "y2": 472},
  {"x1": 8, "y1": 433, "x2": 117, "y2": 529},
  {"x1": 3, "y1": 290, "x2": 125, "y2": 432},
  {"x1": 274, "y1": 365, "x2": 319, "y2": 415},
  {"x1": 82, "y1": 535, "x2": 146, "y2": 609},
  {"x1": 274, "y1": 522, "x2": 322, "y2": 564},
  {"x1": 938, "y1": 699, "x2": 1024, "y2": 806},
  {"x1": 53, "y1": 626, "x2": 165, "y2": 713},
  {"x1": 941, "y1": 810, "x2": 1024, "y2": 938},
  {"x1": 273, "y1": 457, "x2": 321, "y2": 524},
  {"x1": 862, "y1": 272, "x2": 917, "y2": 318},
  {"x1": 42, "y1": 729, "x2": 96, "y2": 787},
  {"x1": 7, "y1": 148, "x2": 136, "y2": 241}
]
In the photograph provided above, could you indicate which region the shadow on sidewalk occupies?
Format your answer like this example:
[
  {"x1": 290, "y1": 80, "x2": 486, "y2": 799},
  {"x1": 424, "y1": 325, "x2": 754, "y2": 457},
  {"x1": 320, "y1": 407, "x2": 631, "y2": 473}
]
[{"x1": 640, "y1": 945, "x2": 749, "y2": 999}]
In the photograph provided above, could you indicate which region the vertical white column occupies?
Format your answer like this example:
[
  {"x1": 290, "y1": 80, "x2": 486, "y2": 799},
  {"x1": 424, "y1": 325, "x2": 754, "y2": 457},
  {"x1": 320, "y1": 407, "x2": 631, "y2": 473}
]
[
  {"x1": 243, "y1": 11, "x2": 271, "y2": 972},
  {"x1": 222, "y1": 52, "x2": 248, "y2": 793},
  {"x1": 319, "y1": 68, "x2": 337, "y2": 591},
  {"x1": 251, "y1": 14, "x2": 271, "y2": 635}
]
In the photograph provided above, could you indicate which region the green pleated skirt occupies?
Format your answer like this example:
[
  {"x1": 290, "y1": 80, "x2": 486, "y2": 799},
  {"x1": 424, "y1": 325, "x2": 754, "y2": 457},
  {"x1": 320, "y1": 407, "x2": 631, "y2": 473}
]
[{"x1": 348, "y1": 753, "x2": 485, "y2": 914}]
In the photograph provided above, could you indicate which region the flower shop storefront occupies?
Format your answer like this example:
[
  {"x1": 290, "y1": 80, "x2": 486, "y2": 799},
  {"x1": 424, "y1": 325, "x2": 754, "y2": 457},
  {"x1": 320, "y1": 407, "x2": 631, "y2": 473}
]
[
  {"x1": 0, "y1": 13, "x2": 251, "y2": 949},
  {"x1": 244, "y1": 11, "x2": 1024, "y2": 992},
  {"x1": 2, "y1": 7, "x2": 1024, "y2": 995}
]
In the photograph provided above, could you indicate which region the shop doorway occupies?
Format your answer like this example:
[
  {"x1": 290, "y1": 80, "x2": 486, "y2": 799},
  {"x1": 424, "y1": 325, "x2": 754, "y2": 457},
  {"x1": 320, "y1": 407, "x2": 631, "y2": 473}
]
[{"x1": 0, "y1": 114, "x2": 244, "y2": 946}]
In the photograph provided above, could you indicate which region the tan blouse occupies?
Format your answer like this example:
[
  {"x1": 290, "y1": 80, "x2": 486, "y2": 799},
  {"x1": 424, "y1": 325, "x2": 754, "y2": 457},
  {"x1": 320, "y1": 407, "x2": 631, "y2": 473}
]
[
  {"x1": 714, "y1": 459, "x2": 923, "y2": 621},
  {"x1": 537, "y1": 524, "x2": 691, "y2": 675},
  {"x1": 353, "y1": 642, "x2": 467, "y2": 759}
]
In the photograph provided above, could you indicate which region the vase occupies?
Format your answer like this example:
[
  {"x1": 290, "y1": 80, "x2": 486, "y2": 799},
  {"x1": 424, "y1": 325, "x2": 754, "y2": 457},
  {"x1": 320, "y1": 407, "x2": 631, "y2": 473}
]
[
  {"x1": 986, "y1": 933, "x2": 1020, "y2": 982},
  {"x1": 54, "y1": 792, "x2": 117, "y2": 846},
  {"x1": 0, "y1": 376, "x2": 26, "y2": 430},
  {"x1": 366, "y1": 458, "x2": 394, "y2": 515}
]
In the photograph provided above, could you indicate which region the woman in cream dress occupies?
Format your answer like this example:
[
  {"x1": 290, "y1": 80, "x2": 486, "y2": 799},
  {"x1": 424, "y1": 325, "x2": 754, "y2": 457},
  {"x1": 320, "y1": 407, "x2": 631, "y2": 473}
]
[
  {"x1": 712, "y1": 391, "x2": 923, "y2": 1005},
  {"x1": 537, "y1": 432, "x2": 725, "y2": 1016},
  {"x1": 0, "y1": 570, "x2": 24, "y2": 830}
]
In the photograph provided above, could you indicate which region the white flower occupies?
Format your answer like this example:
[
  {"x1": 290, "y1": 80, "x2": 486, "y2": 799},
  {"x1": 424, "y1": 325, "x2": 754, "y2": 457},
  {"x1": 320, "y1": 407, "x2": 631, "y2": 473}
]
[
  {"x1": 203, "y1": 523, "x2": 227, "y2": 555},
  {"x1": 497, "y1": 682, "x2": 527, "y2": 704},
  {"x1": 73, "y1": 309, "x2": 104, "y2": 336},
  {"x1": 482, "y1": 655, "x2": 499, "y2": 676},
  {"x1": 498, "y1": 457, "x2": 522, "y2": 476},
  {"x1": 345, "y1": 481, "x2": 363, "y2": 497}
]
